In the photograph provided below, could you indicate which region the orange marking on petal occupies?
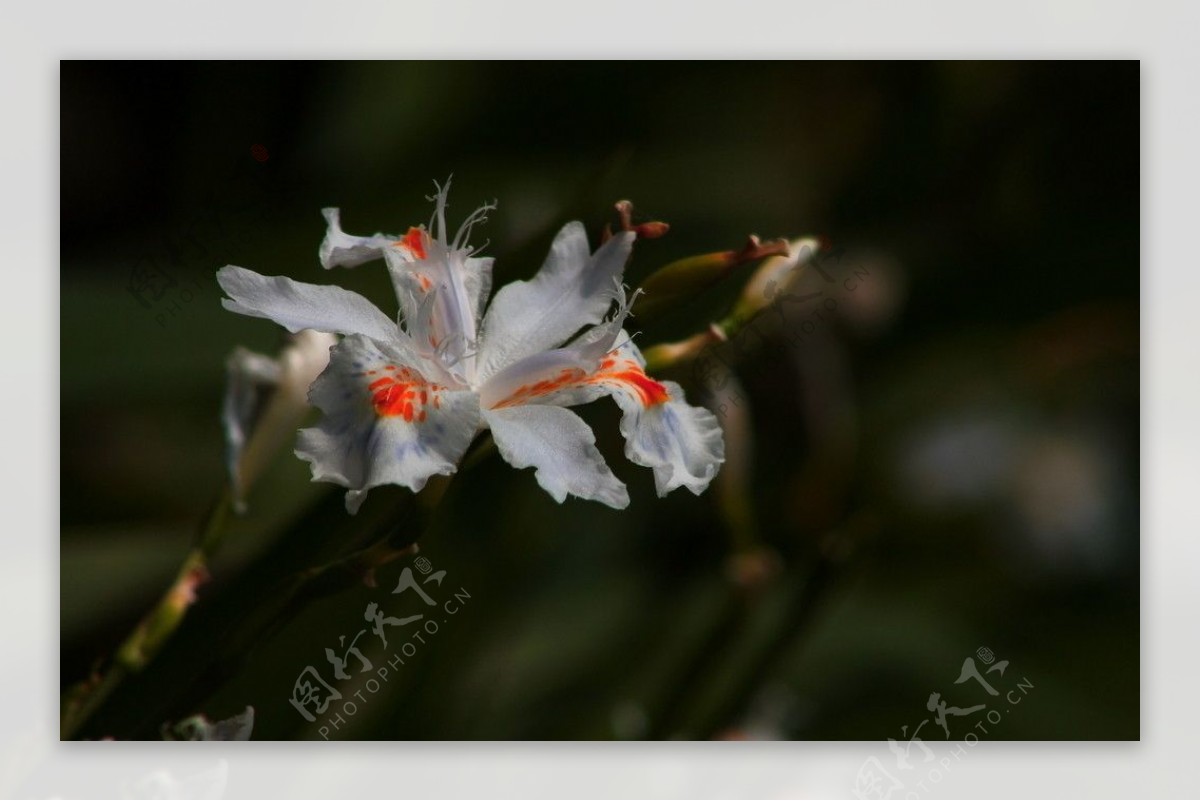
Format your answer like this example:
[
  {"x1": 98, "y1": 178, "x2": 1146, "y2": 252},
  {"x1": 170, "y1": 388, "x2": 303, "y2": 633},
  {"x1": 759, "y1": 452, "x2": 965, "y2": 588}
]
[
  {"x1": 492, "y1": 368, "x2": 589, "y2": 408},
  {"x1": 609, "y1": 369, "x2": 670, "y2": 406},
  {"x1": 370, "y1": 370, "x2": 443, "y2": 421},
  {"x1": 399, "y1": 227, "x2": 427, "y2": 259},
  {"x1": 417, "y1": 274, "x2": 432, "y2": 291}
]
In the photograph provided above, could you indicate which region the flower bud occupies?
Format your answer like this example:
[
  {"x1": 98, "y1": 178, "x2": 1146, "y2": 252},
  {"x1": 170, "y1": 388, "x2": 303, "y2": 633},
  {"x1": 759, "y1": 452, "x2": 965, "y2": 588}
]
[
  {"x1": 726, "y1": 236, "x2": 823, "y2": 328},
  {"x1": 634, "y1": 235, "x2": 790, "y2": 319},
  {"x1": 223, "y1": 329, "x2": 337, "y2": 512}
]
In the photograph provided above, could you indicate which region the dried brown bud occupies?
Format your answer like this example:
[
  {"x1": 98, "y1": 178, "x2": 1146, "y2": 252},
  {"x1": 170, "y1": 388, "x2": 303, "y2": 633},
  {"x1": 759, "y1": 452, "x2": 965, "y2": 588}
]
[{"x1": 614, "y1": 199, "x2": 668, "y2": 240}]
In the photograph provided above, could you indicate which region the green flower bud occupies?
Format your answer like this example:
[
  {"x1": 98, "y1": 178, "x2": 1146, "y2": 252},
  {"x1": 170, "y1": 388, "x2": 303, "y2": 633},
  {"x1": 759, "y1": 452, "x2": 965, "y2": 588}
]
[
  {"x1": 725, "y1": 236, "x2": 823, "y2": 330},
  {"x1": 634, "y1": 235, "x2": 791, "y2": 319}
]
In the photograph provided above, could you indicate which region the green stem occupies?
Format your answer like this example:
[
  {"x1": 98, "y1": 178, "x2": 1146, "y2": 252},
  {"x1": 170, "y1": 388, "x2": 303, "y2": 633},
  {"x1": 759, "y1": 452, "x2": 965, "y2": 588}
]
[{"x1": 61, "y1": 490, "x2": 234, "y2": 739}]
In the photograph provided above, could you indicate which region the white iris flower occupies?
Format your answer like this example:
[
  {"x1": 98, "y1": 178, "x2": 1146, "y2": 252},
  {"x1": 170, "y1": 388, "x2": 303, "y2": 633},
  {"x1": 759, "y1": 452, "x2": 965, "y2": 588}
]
[{"x1": 217, "y1": 181, "x2": 724, "y2": 513}]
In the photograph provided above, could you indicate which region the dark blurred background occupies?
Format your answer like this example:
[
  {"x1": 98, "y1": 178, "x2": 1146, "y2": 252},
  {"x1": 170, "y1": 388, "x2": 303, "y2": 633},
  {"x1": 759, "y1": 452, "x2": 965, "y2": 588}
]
[{"x1": 60, "y1": 61, "x2": 1138, "y2": 741}]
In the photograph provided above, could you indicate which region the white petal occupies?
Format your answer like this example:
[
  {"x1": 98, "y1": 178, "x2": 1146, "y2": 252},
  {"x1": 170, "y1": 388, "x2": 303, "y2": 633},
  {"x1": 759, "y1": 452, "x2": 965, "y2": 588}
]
[
  {"x1": 165, "y1": 706, "x2": 256, "y2": 741},
  {"x1": 476, "y1": 346, "x2": 591, "y2": 411},
  {"x1": 476, "y1": 286, "x2": 634, "y2": 410},
  {"x1": 480, "y1": 333, "x2": 723, "y2": 497},
  {"x1": 475, "y1": 223, "x2": 635, "y2": 382},
  {"x1": 218, "y1": 265, "x2": 398, "y2": 343},
  {"x1": 483, "y1": 404, "x2": 629, "y2": 509},
  {"x1": 381, "y1": 244, "x2": 431, "y2": 343},
  {"x1": 614, "y1": 378, "x2": 725, "y2": 497},
  {"x1": 295, "y1": 335, "x2": 481, "y2": 513},
  {"x1": 583, "y1": 340, "x2": 723, "y2": 496},
  {"x1": 318, "y1": 208, "x2": 397, "y2": 269},
  {"x1": 466, "y1": 256, "x2": 494, "y2": 323}
]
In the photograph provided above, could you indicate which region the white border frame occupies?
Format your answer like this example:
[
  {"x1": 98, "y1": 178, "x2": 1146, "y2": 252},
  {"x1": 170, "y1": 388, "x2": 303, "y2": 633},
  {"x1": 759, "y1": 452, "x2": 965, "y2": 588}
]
[{"x1": 8, "y1": 1, "x2": 1189, "y2": 796}]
